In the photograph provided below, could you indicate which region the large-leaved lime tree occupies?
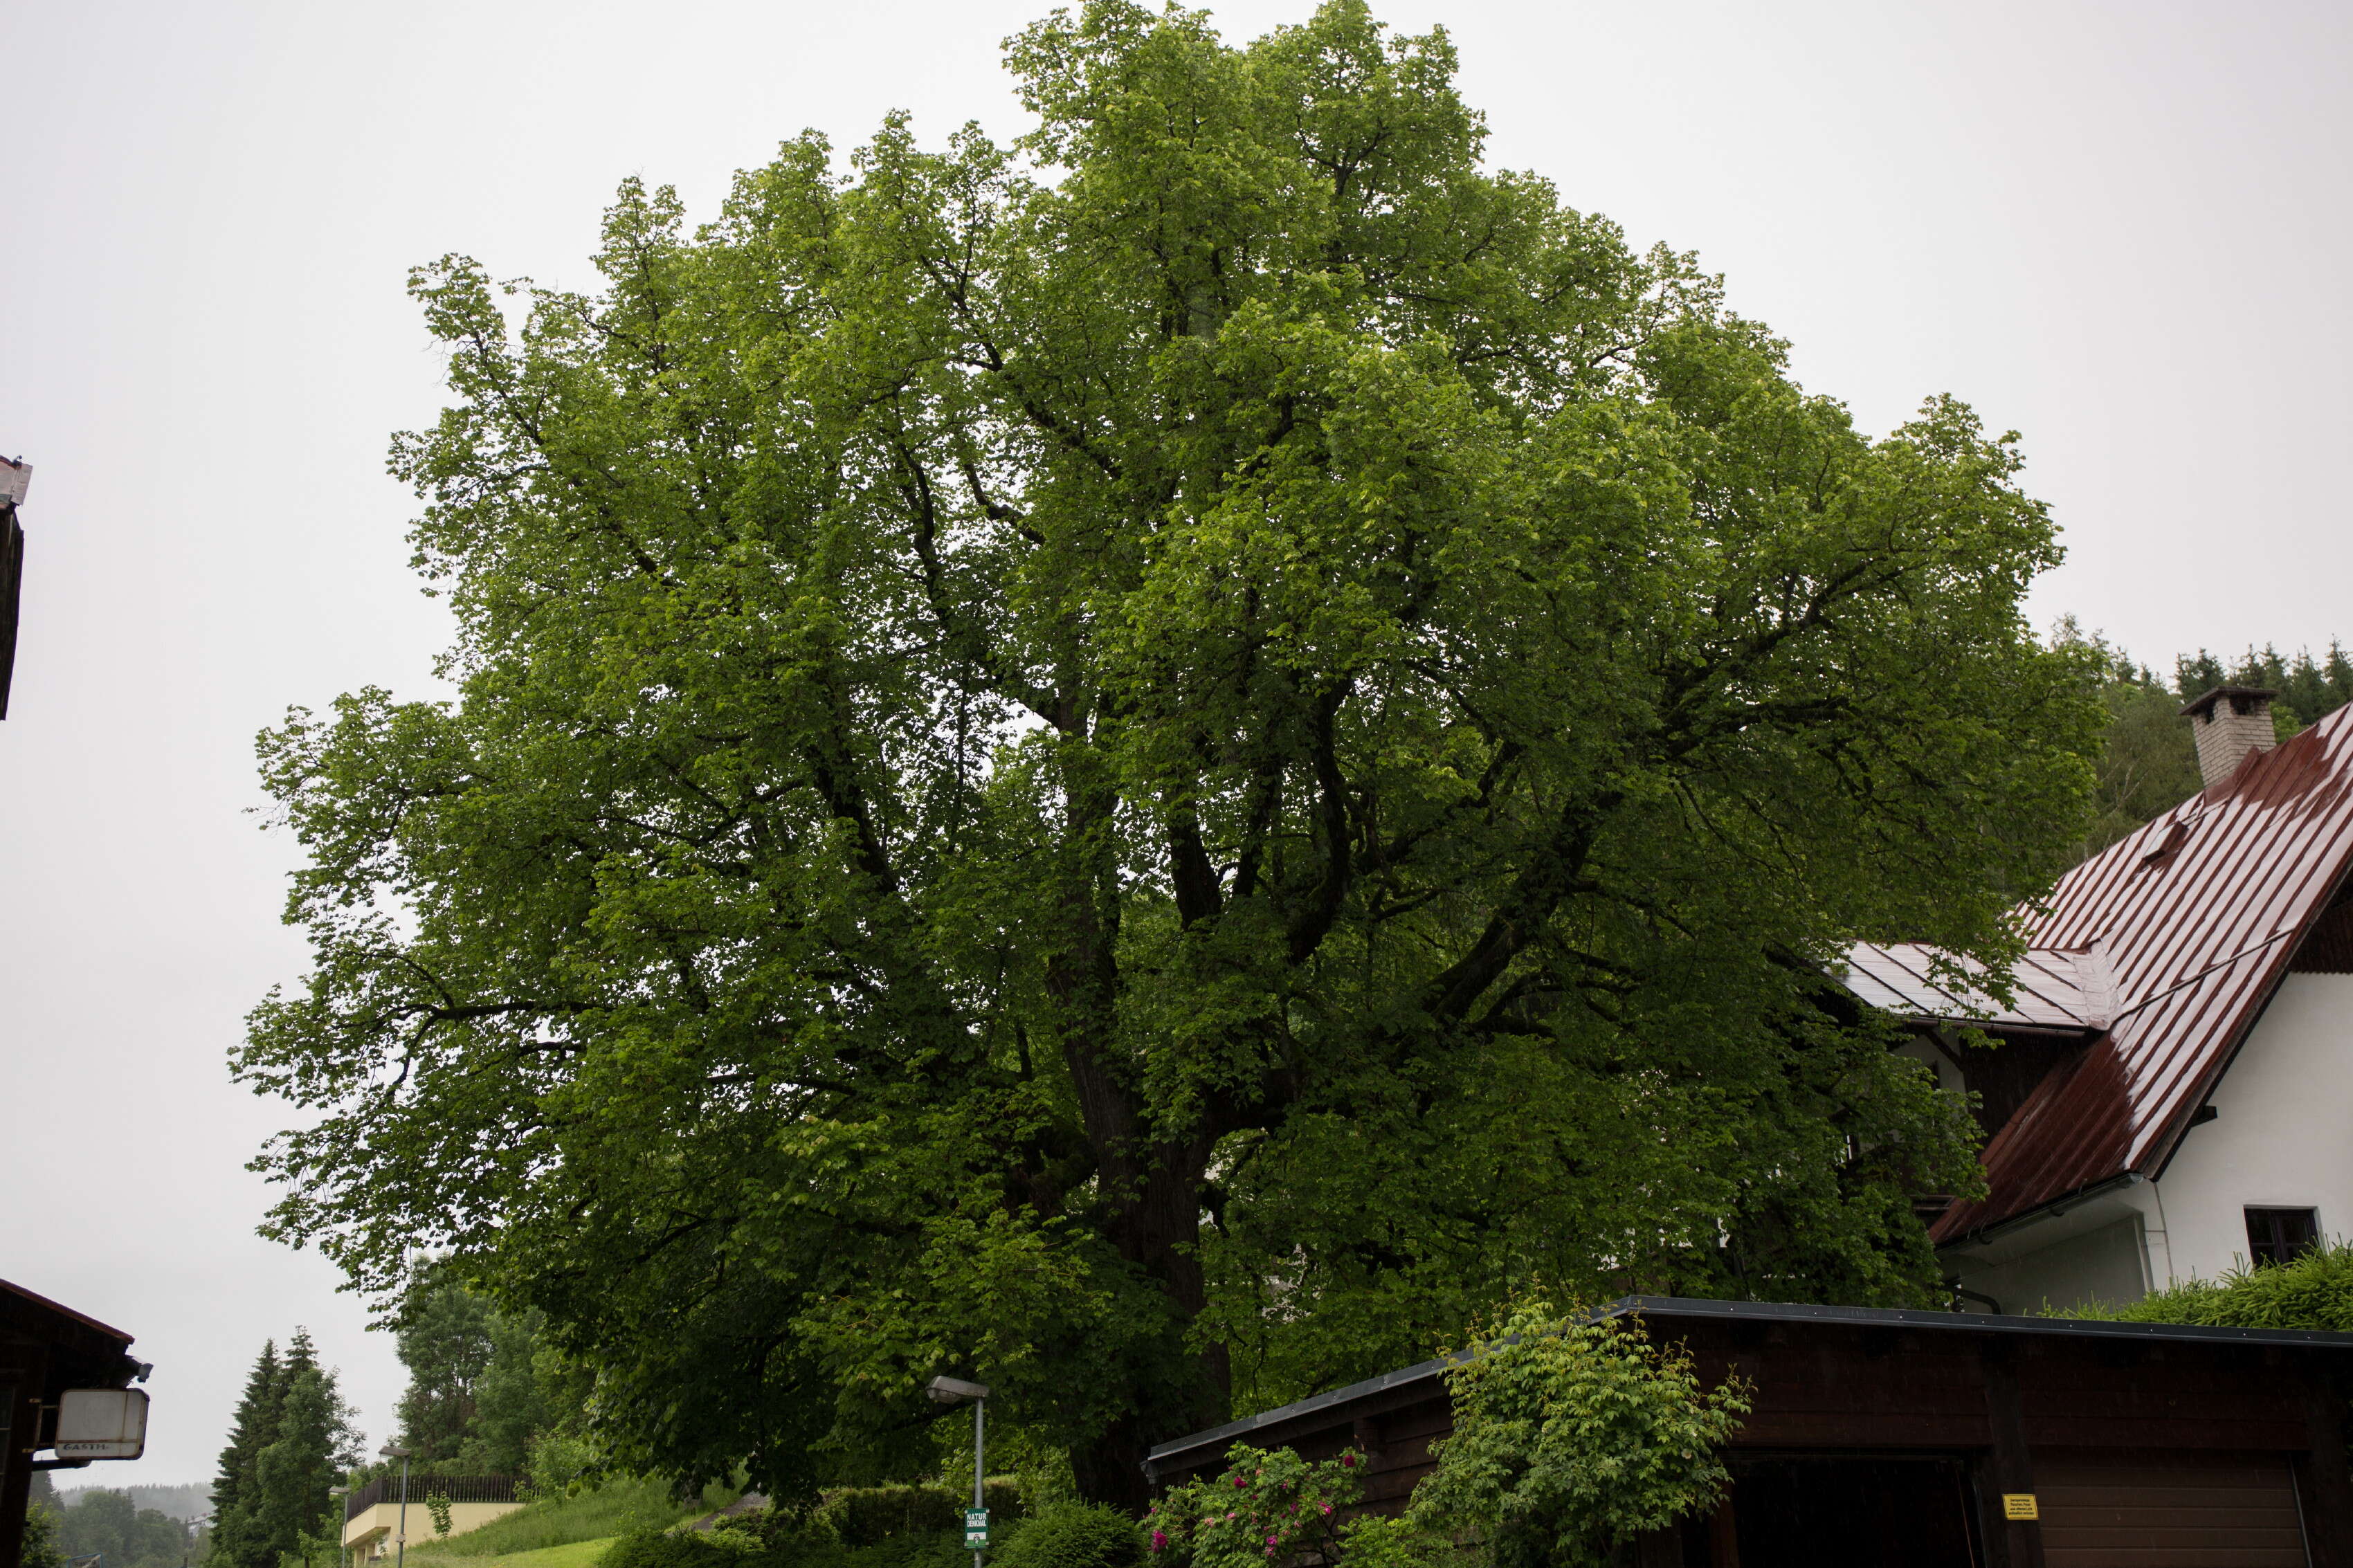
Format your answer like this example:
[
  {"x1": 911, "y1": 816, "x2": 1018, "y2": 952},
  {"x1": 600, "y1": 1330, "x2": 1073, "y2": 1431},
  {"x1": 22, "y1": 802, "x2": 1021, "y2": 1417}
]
[{"x1": 237, "y1": 0, "x2": 2097, "y2": 1508}]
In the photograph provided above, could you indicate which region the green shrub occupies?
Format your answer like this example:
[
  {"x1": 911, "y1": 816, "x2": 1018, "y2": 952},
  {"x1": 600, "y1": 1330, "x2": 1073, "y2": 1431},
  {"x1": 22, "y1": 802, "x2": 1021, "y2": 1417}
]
[
  {"x1": 817, "y1": 1484, "x2": 1022, "y2": 1548},
  {"x1": 2060, "y1": 1240, "x2": 2353, "y2": 1329},
  {"x1": 602, "y1": 1529, "x2": 752, "y2": 1568},
  {"x1": 1407, "y1": 1302, "x2": 1750, "y2": 1568},
  {"x1": 1147, "y1": 1447, "x2": 1365, "y2": 1568},
  {"x1": 702, "y1": 1484, "x2": 1025, "y2": 1568},
  {"x1": 994, "y1": 1504, "x2": 1143, "y2": 1568},
  {"x1": 842, "y1": 1535, "x2": 967, "y2": 1568}
]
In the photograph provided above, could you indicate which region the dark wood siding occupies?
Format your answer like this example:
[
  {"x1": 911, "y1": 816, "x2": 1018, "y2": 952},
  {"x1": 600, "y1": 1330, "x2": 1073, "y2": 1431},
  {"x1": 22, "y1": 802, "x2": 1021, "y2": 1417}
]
[
  {"x1": 2037, "y1": 1448, "x2": 2307, "y2": 1567},
  {"x1": 1147, "y1": 1306, "x2": 2353, "y2": 1565},
  {"x1": 2290, "y1": 896, "x2": 2353, "y2": 973}
]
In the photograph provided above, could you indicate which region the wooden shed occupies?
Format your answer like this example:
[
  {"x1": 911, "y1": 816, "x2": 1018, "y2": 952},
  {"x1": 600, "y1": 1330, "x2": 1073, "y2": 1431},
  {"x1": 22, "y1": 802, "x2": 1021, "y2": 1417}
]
[
  {"x1": 1, "y1": 1277, "x2": 145, "y2": 1568},
  {"x1": 1145, "y1": 1297, "x2": 2353, "y2": 1567}
]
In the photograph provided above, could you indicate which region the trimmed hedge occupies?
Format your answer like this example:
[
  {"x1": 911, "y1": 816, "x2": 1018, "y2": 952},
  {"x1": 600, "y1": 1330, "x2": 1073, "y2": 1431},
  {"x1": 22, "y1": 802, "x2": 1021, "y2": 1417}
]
[
  {"x1": 818, "y1": 1482, "x2": 1023, "y2": 1547},
  {"x1": 2062, "y1": 1240, "x2": 2353, "y2": 1329},
  {"x1": 614, "y1": 1482, "x2": 1033, "y2": 1568}
]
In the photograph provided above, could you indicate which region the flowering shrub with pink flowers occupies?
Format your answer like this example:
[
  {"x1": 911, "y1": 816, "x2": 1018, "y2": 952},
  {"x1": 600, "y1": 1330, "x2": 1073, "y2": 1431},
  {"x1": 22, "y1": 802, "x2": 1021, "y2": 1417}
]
[{"x1": 1144, "y1": 1443, "x2": 1379, "y2": 1568}]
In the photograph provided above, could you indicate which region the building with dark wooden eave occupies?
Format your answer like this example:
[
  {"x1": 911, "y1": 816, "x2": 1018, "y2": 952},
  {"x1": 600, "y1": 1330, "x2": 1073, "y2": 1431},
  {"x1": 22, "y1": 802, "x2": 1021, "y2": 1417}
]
[
  {"x1": 1146, "y1": 1297, "x2": 2353, "y2": 1567},
  {"x1": 2, "y1": 1277, "x2": 146, "y2": 1568}
]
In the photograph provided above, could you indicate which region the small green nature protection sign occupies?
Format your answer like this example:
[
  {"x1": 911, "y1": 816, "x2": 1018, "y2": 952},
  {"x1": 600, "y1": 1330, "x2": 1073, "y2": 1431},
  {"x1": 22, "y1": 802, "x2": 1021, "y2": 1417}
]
[{"x1": 965, "y1": 1509, "x2": 990, "y2": 1549}]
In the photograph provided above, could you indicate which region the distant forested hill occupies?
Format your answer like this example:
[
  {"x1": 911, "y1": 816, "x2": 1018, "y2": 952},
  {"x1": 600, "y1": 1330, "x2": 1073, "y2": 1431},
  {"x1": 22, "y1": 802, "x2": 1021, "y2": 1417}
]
[
  {"x1": 54, "y1": 1484, "x2": 212, "y2": 1523},
  {"x1": 39, "y1": 1486, "x2": 209, "y2": 1568},
  {"x1": 2064, "y1": 624, "x2": 2353, "y2": 855}
]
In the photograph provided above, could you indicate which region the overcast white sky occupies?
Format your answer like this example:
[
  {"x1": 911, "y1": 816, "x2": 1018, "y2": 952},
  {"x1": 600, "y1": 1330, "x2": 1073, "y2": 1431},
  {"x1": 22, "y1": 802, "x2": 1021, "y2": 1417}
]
[{"x1": 4, "y1": 0, "x2": 2349, "y2": 1488}]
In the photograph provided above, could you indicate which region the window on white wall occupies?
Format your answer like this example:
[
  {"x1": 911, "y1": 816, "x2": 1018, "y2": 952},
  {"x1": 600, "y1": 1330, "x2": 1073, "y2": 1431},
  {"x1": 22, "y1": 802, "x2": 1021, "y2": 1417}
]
[{"x1": 2245, "y1": 1207, "x2": 2320, "y2": 1267}]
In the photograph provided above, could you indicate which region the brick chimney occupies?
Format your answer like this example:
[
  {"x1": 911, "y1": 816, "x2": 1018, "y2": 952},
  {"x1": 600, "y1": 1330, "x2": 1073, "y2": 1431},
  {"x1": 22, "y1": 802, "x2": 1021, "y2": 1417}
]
[{"x1": 2180, "y1": 684, "x2": 2278, "y2": 787}]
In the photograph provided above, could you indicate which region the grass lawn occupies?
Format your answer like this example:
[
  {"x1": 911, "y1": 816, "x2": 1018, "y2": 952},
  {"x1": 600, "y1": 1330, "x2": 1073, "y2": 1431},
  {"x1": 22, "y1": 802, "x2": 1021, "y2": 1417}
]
[
  {"x1": 403, "y1": 1477, "x2": 738, "y2": 1560},
  {"x1": 406, "y1": 1538, "x2": 615, "y2": 1568}
]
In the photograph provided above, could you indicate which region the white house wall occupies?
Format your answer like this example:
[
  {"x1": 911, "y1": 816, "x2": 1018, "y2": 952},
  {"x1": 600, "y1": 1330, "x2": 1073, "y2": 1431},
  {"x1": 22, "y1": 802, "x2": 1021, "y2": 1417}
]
[
  {"x1": 1954, "y1": 1214, "x2": 2152, "y2": 1315},
  {"x1": 1939, "y1": 972, "x2": 2353, "y2": 1311},
  {"x1": 2151, "y1": 972, "x2": 2353, "y2": 1282}
]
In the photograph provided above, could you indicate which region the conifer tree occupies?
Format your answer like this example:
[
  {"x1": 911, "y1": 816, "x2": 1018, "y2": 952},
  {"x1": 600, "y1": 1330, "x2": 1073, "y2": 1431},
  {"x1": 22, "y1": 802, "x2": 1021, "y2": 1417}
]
[
  {"x1": 209, "y1": 1340, "x2": 284, "y2": 1568},
  {"x1": 252, "y1": 1363, "x2": 359, "y2": 1568}
]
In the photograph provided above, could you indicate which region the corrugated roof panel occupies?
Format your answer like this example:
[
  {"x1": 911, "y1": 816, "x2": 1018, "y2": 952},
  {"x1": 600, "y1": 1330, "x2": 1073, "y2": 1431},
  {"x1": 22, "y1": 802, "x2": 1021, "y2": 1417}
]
[
  {"x1": 1873, "y1": 704, "x2": 2353, "y2": 1241},
  {"x1": 1844, "y1": 941, "x2": 2099, "y2": 1031}
]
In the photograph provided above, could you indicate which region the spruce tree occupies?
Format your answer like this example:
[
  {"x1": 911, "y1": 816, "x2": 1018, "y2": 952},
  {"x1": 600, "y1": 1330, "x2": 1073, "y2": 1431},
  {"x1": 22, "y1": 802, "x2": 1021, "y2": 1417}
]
[
  {"x1": 252, "y1": 1364, "x2": 358, "y2": 1568},
  {"x1": 209, "y1": 1340, "x2": 284, "y2": 1568}
]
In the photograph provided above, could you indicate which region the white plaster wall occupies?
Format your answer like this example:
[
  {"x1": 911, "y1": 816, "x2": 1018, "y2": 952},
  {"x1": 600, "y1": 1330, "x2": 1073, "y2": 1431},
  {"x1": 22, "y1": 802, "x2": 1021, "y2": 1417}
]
[
  {"x1": 1896, "y1": 1036, "x2": 1965, "y2": 1093},
  {"x1": 2151, "y1": 972, "x2": 2353, "y2": 1283},
  {"x1": 1956, "y1": 1214, "x2": 2150, "y2": 1315}
]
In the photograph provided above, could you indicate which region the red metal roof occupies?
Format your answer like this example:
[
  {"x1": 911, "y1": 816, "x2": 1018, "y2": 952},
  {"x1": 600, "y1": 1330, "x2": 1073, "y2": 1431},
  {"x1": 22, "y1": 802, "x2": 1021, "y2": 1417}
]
[{"x1": 1888, "y1": 704, "x2": 2353, "y2": 1242}]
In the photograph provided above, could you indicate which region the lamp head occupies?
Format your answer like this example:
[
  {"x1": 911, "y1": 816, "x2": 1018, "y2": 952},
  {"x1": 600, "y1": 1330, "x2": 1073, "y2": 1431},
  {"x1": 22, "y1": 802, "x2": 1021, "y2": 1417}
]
[{"x1": 925, "y1": 1375, "x2": 990, "y2": 1403}]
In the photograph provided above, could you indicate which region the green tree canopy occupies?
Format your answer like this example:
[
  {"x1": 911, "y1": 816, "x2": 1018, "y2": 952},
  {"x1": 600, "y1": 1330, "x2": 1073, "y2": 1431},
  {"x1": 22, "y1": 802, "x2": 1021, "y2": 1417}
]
[
  {"x1": 237, "y1": 0, "x2": 2097, "y2": 1507},
  {"x1": 383, "y1": 1261, "x2": 568, "y2": 1477},
  {"x1": 2053, "y1": 619, "x2": 2353, "y2": 856},
  {"x1": 392, "y1": 1260, "x2": 497, "y2": 1466},
  {"x1": 47, "y1": 1490, "x2": 197, "y2": 1568}
]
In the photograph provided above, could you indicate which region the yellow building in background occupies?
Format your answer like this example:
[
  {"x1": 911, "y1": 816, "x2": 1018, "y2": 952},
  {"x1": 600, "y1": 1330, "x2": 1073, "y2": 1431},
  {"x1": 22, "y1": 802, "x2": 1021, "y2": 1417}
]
[{"x1": 341, "y1": 1477, "x2": 524, "y2": 1567}]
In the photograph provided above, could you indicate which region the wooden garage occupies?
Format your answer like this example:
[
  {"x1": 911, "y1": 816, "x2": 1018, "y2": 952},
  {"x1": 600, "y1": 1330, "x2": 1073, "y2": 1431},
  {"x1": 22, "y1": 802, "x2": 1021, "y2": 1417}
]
[{"x1": 1144, "y1": 1297, "x2": 2353, "y2": 1567}]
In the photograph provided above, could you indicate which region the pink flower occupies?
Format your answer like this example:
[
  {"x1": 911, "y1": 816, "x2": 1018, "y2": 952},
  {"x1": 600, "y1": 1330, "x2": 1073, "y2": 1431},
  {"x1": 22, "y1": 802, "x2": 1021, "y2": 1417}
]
[
  {"x1": 1318, "y1": 1504, "x2": 1332, "y2": 1517},
  {"x1": 1233, "y1": 1476, "x2": 1247, "y2": 1489},
  {"x1": 1339, "y1": 1456, "x2": 1356, "y2": 1468},
  {"x1": 1151, "y1": 1533, "x2": 1168, "y2": 1553}
]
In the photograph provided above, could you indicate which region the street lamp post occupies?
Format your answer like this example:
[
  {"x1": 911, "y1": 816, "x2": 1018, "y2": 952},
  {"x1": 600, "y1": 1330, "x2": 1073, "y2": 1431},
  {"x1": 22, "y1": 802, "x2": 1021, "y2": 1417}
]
[
  {"x1": 925, "y1": 1378, "x2": 991, "y2": 1568},
  {"x1": 329, "y1": 1487, "x2": 349, "y2": 1568},
  {"x1": 379, "y1": 1446, "x2": 413, "y2": 1568}
]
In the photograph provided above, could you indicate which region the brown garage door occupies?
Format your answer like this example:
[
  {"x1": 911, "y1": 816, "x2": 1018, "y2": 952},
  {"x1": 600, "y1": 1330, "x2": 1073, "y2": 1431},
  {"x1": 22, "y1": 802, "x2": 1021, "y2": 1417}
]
[{"x1": 2035, "y1": 1448, "x2": 2307, "y2": 1567}]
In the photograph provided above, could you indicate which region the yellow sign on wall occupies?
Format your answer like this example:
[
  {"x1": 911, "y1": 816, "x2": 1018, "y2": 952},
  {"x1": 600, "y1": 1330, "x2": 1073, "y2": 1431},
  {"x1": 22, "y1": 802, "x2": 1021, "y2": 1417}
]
[{"x1": 2001, "y1": 1493, "x2": 2040, "y2": 1521}]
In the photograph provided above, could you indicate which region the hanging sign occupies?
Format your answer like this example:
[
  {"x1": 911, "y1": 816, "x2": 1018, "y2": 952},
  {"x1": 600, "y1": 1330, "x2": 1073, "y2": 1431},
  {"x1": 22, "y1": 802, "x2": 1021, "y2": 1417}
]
[{"x1": 55, "y1": 1389, "x2": 149, "y2": 1460}]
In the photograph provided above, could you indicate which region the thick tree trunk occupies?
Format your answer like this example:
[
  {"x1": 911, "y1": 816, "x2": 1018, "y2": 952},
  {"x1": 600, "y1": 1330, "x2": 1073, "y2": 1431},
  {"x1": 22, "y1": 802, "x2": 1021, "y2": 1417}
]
[
  {"x1": 1071, "y1": 1145, "x2": 1230, "y2": 1515},
  {"x1": 1046, "y1": 745, "x2": 1232, "y2": 1513}
]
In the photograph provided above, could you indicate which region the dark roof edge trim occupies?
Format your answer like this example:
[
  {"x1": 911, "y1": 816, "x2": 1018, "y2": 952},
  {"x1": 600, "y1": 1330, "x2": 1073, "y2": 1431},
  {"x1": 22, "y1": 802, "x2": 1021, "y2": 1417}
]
[
  {"x1": 1, "y1": 1277, "x2": 136, "y2": 1346},
  {"x1": 1936, "y1": 1171, "x2": 2145, "y2": 1250},
  {"x1": 1143, "y1": 1351, "x2": 1464, "y2": 1468},
  {"x1": 1143, "y1": 1294, "x2": 2353, "y2": 1468}
]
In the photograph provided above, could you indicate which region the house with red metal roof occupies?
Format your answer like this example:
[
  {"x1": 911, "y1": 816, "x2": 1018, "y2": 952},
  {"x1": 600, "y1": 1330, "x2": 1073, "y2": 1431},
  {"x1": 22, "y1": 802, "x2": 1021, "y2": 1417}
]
[{"x1": 1845, "y1": 684, "x2": 2353, "y2": 1314}]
